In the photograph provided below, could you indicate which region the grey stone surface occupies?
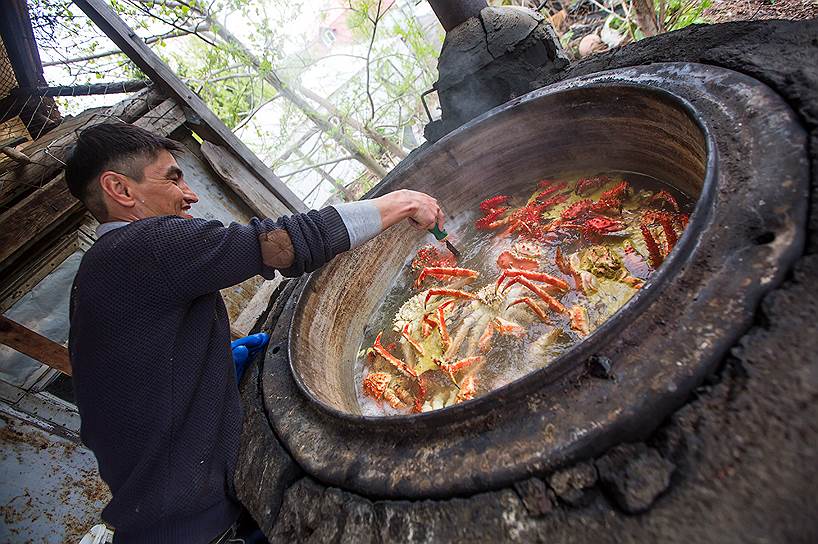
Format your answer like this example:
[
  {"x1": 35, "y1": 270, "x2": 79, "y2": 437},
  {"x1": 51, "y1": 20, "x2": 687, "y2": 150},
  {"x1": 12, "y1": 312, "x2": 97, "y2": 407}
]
[
  {"x1": 270, "y1": 477, "x2": 535, "y2": 543},
  {"x1": 548, "y1": 462, "x2": 598, "y2": 506},
  {"x1": 234, "y1": 282, "x2": 301, "y2": 537},
  {"x1": 429, "y1": 6, "x2": 568, "y2": 141},
  {"x1": 481, "y1": 6, "x2": 539, "y2": 59},
  {"x1": 596, "y1": 443, "x2": 675, "y2": 514},
  {"x1": 513, "y1": 477, "x2": 555, "y2": 517}
]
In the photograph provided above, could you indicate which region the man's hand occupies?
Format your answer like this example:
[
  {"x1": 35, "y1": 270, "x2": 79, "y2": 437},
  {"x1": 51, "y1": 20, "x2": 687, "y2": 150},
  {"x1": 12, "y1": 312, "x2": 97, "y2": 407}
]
[{"x1": 372, "y1": 189, "x2": 445, "y2": 231}]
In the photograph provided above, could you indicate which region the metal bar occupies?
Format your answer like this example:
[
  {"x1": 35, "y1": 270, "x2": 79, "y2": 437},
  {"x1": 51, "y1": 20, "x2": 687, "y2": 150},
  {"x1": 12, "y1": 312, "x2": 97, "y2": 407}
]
[
  {"x1": 72, "y1": 0, "x2": 307, "y2": 213},
  {"x1": 427, "y1": 0, "x2": 487, "y2": 31},
  {"x1": 12, "y1": 80, "x2": 151, "y2": 98}
]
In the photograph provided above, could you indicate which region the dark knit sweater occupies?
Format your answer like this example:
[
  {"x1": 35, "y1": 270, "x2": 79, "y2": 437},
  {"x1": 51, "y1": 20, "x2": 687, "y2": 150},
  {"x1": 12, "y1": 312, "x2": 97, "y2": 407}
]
[{"x1": 69, "y1": 209, "x2": 349, "y2": 543}]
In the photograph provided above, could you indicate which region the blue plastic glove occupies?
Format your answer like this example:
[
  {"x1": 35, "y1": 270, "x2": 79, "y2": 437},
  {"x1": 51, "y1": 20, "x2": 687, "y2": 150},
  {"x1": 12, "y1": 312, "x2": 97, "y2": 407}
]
[{"x1": 231, "y1": 332, "x2": 270, "y2": 382}]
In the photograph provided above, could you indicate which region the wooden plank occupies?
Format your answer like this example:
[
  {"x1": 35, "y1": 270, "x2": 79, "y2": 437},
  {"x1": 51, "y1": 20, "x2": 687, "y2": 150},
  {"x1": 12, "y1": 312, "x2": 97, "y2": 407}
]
[
  {"x1": 231, "y1": 276, "x2": 283, "y2": 336},
  {"x1": 0, "y1": 173, "x2": 83, "y2": 274},
  {"x1": 72, "y1": 0, "x2": 307, "y2": 214},
  {"x1": 0, "y1": 316, "x2": 72, "y2": 376},
  {"x1": 133, "y1": 97, "x2": 186, "y2": 136},
  {"x1": 200, "y1": 141, "x2": 289, "y2": 219}
]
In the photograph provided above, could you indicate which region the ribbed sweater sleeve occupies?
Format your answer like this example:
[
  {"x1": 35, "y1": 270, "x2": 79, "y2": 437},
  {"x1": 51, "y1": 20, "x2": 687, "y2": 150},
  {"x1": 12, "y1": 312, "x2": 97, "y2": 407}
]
[{"x1": 147, "y1": 207, "x2": 350, "y2": 299}]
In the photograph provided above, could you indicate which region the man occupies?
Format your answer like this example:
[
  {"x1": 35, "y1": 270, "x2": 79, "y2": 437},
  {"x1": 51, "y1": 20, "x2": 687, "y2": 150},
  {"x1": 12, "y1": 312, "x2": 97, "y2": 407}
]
[{"x1": 65, "y1": 123, "x2": 444, "y2": 543}]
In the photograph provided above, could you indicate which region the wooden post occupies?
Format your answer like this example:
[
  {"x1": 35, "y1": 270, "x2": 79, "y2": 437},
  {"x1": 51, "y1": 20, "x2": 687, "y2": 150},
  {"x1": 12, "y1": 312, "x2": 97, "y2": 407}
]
[
  {"x1": 72, "y1": 0, "x2": 307, "y2": 213},
  {"x1": 0, "y1": 316, "x2": 72, "y2": 376}
]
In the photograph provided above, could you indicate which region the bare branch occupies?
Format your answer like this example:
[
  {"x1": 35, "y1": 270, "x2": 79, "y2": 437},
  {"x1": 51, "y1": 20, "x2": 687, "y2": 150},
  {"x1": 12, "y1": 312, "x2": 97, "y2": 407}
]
[
  {"x1": 233, "y1": 94, "x2": 281, "y2": 132},
  {"x1": 41, "y1": 28, "x2": 197, "y2": 66},
  {"x1": 279, "y1": 156, "x2": 356, "y2": 178}
]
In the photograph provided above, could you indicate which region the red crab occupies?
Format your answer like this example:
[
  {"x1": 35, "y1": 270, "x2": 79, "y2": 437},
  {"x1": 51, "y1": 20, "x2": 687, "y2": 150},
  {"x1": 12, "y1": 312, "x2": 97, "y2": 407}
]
[
  {"x1": 562, "y1": 216, "x2": 627, "y2": 242},
  {"x1": 575, "y1": 175, "x2": 611, "y2": 196},
  {"x1": 560, "y1": 199, "x2": 595, "y2": 221},
  {"x1": 480, "y1": 195, "x2": 510, "y2": 213},
  {"x1": 411, "y1": 245, "x2": 456, "y2": 272}
]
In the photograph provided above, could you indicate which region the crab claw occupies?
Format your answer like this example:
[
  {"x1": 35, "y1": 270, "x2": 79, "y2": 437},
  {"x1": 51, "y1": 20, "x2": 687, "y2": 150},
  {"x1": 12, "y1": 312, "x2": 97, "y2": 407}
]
[
  {"x1": 424, "y1": 288, "x2": 477, "y2": 308},
  {"x1": 504, "y1": 277, "x2": 567, "y2": 315},
  {"x1": 374, "y1": 332, "x2": 417, "y2": 378},
  {"x1": 497, "y1": 251, "x2": 538, "y2": 271},
  {"x1": 570, "y1": 305, "x2": 590, "y2": 336},
  {"x1": 478, "y1": 323, "x2": 495, "y2": 353}
]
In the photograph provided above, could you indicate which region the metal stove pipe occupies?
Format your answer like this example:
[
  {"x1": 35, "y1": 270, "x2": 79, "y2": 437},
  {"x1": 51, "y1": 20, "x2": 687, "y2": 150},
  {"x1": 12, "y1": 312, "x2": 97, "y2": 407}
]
[{"x1": 427, "y1": 0, "x2": 487, "y2": 31}]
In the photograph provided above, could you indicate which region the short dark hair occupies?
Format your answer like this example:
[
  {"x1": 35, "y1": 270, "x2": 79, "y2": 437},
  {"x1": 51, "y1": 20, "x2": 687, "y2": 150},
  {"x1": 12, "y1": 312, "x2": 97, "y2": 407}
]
[{"x1": 64, "y1": 123, "x2": 184, "y2": 220}]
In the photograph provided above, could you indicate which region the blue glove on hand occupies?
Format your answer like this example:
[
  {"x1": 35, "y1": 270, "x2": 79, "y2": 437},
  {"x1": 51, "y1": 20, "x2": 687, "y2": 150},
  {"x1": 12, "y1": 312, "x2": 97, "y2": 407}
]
[{"x1": 231, "y1": 332, "x2": 270, "y2": 382}]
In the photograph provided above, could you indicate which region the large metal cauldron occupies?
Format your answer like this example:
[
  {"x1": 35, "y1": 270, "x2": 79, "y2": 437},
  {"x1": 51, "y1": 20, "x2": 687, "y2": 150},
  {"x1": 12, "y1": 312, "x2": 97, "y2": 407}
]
[
  {"x1": 262, "y1": 63, "x2": 808, "y2": 499},
  {"x1": 292, "y1": 82, "x2": 708, "y2": 415}
]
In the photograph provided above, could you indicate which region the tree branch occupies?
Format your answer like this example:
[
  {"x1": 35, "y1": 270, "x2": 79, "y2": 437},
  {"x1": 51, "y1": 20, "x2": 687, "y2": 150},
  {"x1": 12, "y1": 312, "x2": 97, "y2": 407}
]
[
  {"x1": 41, "y1": 28, "x2": 197, "y2": 66},
  {"x1": 279, "y1": 156, "x2": 356, "y2": 178}
]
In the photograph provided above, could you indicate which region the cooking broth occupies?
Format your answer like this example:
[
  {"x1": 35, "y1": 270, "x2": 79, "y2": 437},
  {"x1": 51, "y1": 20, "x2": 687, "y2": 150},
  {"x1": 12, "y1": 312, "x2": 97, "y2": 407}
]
[{"x1": 354, "y1": 173, "x2": 695, "y2": 416}]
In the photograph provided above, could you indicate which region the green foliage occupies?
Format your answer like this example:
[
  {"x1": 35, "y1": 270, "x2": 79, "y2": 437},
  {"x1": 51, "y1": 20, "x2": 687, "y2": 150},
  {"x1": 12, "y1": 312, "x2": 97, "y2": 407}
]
[{"x1": 663, "y1": 0, "x2": 712, "y2": 31}]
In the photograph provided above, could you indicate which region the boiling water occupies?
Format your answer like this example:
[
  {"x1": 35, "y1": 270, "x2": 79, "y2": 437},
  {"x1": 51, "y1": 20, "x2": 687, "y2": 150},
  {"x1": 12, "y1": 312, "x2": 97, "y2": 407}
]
[{"x1": 354, "y1": 172, "x2": 695, "y2": 416}]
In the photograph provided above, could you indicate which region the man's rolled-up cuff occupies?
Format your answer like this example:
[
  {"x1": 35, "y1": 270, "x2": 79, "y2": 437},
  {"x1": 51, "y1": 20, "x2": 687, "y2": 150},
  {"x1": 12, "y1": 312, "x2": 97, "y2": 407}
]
[{"x1": 331, "y1": 201, "x2": 383, "y2": 249}]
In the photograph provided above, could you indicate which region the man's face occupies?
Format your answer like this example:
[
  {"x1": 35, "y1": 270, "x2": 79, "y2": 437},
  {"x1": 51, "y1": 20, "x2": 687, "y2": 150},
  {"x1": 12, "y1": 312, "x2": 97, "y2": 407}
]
[{"x1": 127, "y1": 149, "x2": 199, "y2": 219}]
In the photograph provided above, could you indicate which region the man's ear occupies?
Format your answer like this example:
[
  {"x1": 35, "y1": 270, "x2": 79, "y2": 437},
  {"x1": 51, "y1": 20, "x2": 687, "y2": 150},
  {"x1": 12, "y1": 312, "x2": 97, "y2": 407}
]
[{"x1": 99, "y1": 171, "x2": 135, "y2": 208}]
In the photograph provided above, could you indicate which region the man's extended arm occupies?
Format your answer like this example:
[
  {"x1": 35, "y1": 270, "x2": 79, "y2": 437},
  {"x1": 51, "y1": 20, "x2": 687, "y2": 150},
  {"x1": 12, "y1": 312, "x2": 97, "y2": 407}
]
[{"x1": 148, "y1": 190, "x2": 443, "y2": 300}]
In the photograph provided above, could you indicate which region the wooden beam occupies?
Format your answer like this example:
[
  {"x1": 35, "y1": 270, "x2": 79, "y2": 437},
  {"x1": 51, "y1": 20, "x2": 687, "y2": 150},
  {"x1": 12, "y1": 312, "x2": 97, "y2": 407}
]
[
  {"x1": 231, "y1": 276, "x2": 283, "y2": 336},
  {"x1": 72, "y1": 0, "x2": 307, "y2": 214},
  {"x1": 0, "y1": 0, "x2": 47, "y2": 88},
  {"x1": 0, "y1": 316, "x2": 72, "y2": 376},
  {"x1": 0, "y1": 173, "x2": 83, "y2": 274},
  {"x1": 133, "y1": 97, "x2": 186, "y2": 136},
  {"x1": 200, "y1": 141, "x2": 289, "y2": 219}
]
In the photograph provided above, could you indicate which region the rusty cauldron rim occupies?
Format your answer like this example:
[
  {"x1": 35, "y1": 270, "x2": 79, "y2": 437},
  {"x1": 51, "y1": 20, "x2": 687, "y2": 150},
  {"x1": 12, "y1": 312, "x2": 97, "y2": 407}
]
[{"x1": 285, "y1": 81, "x2": 717, "y2": 426}]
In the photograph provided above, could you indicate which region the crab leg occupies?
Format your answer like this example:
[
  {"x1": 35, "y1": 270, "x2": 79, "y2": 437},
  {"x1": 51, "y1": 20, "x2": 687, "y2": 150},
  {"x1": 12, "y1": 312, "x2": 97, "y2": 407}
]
[
  {"x1": 424, "y1": 288, "x2": 477, "y2": 308},
  {"x1": 658, "y1": 214, "x2": 679, "y2": 253},
  {"x1": 456, "y1": 375, "x2": 478, "y2": 403},
  {"x1": 493, "y1": 317, "x2": 526, "y2": 336},
  {"x1": 439, "y1": 355, "x2": 483, "y2": 380},
  {"x1": 504, "y1": 277, "x2": 567, "y2": 314},
  {"x1": 436, "y1": 307, "x2": 451, "y2": 350},
  {"x1": 374, "y1": 332, "x2": 417, "y2": 379},
  {"x1": 477, "y1": 322, "x2": 495, "y2": 353},
  {"x1": 401, "y1": 324, "x2": 426, "y2": 356},
  {"x1": 508, "y1": 297, "x2": 549, "y2": 321},
  {"x1": 640, "y1": 224, "x2": 664, "y2": 268},
  {"x1": 648, "y1": 190, "x2": 680, "y2": 212},
  {"x1": 497, "y1": 268, "x2": 569, "y2": 292},
  {"x1": 415, "y1": 267, "x2": 479, "y2": 288},
  {"x1": 555, "y1": 247, "x2": 584, "y2": 294},
  {"x1": 413, "y1": 374, "x2": 427, "y2": 413}
]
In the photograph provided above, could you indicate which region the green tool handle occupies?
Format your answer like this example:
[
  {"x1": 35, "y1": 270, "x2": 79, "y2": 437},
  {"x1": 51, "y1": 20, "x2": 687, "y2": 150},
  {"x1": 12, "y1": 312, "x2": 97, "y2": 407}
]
[{"x1": 428, "y1": 223, "x2": 448, "y2": 241}]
